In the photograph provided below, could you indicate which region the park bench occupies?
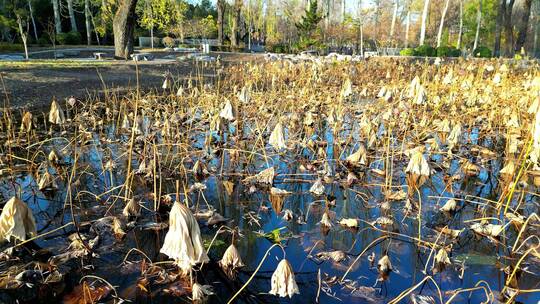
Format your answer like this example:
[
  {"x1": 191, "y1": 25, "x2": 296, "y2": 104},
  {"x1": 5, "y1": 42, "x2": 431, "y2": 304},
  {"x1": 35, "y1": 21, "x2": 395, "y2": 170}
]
[
  {"x1": 93, "y1": 52, "x2": 106, "y2": 60},
  {"x1": 130, "y1": 53, "x2": 154, "y2": 61}
]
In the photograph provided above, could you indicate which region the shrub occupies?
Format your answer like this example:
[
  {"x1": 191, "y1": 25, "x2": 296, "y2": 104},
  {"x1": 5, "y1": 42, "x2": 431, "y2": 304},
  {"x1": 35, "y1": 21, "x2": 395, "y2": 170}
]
[
  {"x1": 415, "y1": 45, "x2": 436, "y2": 57},
  {"x1": 400, "y1": 48, "x2": 415, "y2": 56},
  {"x1": 37, "y1": 36, "x2": 50, "y2": 46},
  {"x1": 0, "y1": 42, "x2": 24, "y2": 52},
  {"x1": 436, "y1": 46, "x2": 461, "y2": 57},
  {"x1": 267, "y1": 43, "x2": 290, "y2": 53},
  {"x1": 57, "y1": 31, "x2": 82, "y2": 45},
  {"x1": 162, "y1": 36, "x2": 175, "y2": 48},
  {"x1": 473, "y1": 46, "x2": 492, "y2": 58}
]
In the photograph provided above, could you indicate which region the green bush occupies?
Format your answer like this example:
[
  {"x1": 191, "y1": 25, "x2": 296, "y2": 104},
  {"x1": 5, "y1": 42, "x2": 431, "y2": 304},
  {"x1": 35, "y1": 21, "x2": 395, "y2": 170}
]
[
  {"x1": 400, "y1": 48, "x2": 416, "y2": 56},
  {"x1": 0, "y1": 42, "x2": 24, "y2": 52},
  {"x1": 37, "y1": 36, "x2": 50, "y2": 46},
  {"x1": 162, "y1": 36, "x2": 175, "y2": 48},
  {"x1": 473, "y1": 46, "x2": 492, "y2": 58},
  {"x1": 436, "y1": 46, "x2": 461, "y2": 57},
  {"x1": 415, "y1": 45, "x2": 436, "y2": 57},
  {"x1": 57, "y1": 31, "x2": 82, "y2": 45},
  {"x1": 267, "y1": 43, "x2": 290, "y2": 53}
]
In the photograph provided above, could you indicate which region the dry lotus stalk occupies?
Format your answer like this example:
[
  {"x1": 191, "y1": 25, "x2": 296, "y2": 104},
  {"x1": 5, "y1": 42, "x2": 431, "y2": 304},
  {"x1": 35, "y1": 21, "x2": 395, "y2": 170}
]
[
  {"x1": 269, "y1": 259, "x2": 300, "y2": 298},
  {"x1": 219, "y1": 244, "x2": 245, "y2": 270},
  {"x1": 0, "y1": 197, "x2": 37, "y2": 242},
  {"x1": 123, "y1": 198, "x2": 141, "y2": 217},
  {"x1": 49, "y1": 100, "x2": 65, "y2": 125},
  {"x1": 160, "y1": 201, "x2": 209, "y2": 274},
  {"x1": 269, "y1": 122, "x2": 287, "y2": 150}
]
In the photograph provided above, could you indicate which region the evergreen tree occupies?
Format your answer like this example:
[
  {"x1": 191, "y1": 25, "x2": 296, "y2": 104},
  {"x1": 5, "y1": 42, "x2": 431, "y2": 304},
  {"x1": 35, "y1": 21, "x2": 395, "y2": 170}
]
[{"x1": 295, "y1": 0, "x2": 322, "y2": 40}]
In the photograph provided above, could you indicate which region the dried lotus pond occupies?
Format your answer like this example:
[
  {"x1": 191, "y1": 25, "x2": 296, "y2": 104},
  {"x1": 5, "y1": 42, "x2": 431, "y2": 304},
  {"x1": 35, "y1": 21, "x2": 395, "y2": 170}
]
[{"x1": 0, "y1": 57, "x2": 539, "y2": 303}]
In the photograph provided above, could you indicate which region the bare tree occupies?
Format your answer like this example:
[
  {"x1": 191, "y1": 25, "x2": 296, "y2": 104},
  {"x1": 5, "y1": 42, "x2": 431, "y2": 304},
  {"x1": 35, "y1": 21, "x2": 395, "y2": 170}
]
[
  {"x1": 51, "y1": 0, "x2": 61, "y2": 34},
  {"x1": 473, "y1": 0, "x2": 482, "y2": 51},
  {"x1": 67, "y1": 0, "x2": 78, "y2": 32},
  {"x1": 419, "y1": 0, "x2": 430, "y2": 45},
  {"x1": 504, "y1": 0, "x2": 516, "y2": 55},
  {"x1": 231, "y1": 0, "x2": 243, "y2": 47},
  {"x1": 390, "y1": 0, "x2": 399, "y2": 44},
  {"x1": 27, "y1": 0, "x2": 38, "y2": 41},
  {"x1": 494, "y1": 0, "x2": 505, "y2": 56},
  {"x1": 15, "y1": 13, "x2": 29, "y2": 60},
  {"x1": 217, "y1": 0, "x2": 225, "y2": 45},
  {"x1": 45, "y1": 20, "x2": 57, "y2": 58},
  {"x1": 405, "y1": 0, "x2": 411, "y2": 47},
  {"x1": 85, "y1": 0, "x2": 91, "y2": 45},
  {"x1": 516, "y1": 0, "x2": 533, "y2": 52},
  {"x1": 436, "y1": 0, "x2": 450, "y2": 47},
  {"x1": 457, "y1": 0, "x2": 463, "y2": 49}
]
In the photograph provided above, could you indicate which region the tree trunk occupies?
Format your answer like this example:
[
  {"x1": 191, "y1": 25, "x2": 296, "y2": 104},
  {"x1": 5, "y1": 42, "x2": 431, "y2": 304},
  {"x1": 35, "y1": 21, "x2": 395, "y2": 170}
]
[
  {"x1": 85, "y1": 0, "x2": 92, "y2": 45},
  {"x1": 534, "y1": 2, "x2": 539, "y2": 57},
  {"x1": 341, "y1": 0, "x2": 345, "y2": 23},
  {"x1": 374, "y1": 0, "x2": 381, "y2": 39},
  {"x1": 436, "y1": 0, "x2": 450, "y2": 47},
  {"x1": 27, "y1": 0, "x2": 38, "y2": 41},
  {"x1": 457, "y1": 0, "x2": 463, "y2": 49},
  {"x1": 67, "y1": 0, "x2": 78, "y2": 32},
  {"x1": 231, "y1": 0, "x2": 242, "y2": 47},
  {"x1": 52, "y1": 0, "x2": 62, "y2": 34},
  {"x1": 217, "y1": 0, "x2": 225, "y2": 45},
  {"x1": 390, "y1": 0, "x2": 398, "y2": 44},
  {"x1": 504, "y1": 0, "x2": 516, "y2": 56},
  {"x1": 113, "y1": 0, "x2": 138, "y2": 59},
  {"x1": 473, "y1": 0, "x2": 482, "y2": 51},
  {"x1": 404, "y1": 0, "x2": 411, "y2": 48},
  {"x1": 494, "y1": 0, "x2": 505, "y2": 56},
  {"x1": 419, "y1": 0, "x2": 430, "y2": 45},
  {"x1": 516, "y1": 0, "x2": 533, "y2": 52}
]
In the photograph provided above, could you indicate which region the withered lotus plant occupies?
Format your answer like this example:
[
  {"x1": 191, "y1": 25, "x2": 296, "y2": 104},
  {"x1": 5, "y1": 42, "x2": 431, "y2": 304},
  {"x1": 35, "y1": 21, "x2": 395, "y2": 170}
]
[
  {"x1": 219, "y1": 243, "x2": 245, "y2": 272},
  {"x1": 269, "y1": 122, "x2": 287, "y2": 151},
  {"x1": 48, "y1": 100, "x2": 65, "y2": 125},
  {"x1": 405, "y1": 147, "x2": 430, "y2": 194},
  {"x1": 160, "y1": 201, "x2": 209, "y2": 275},
  {"x1": 270, "y1": 259, "x2": 300, "y2": 298},
  {"x1": 20, "y1": 111, "x2": 33, "y2": 133},
  {"x1": 0, "y1": 197, "x2": 37, "y2": 242}
]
